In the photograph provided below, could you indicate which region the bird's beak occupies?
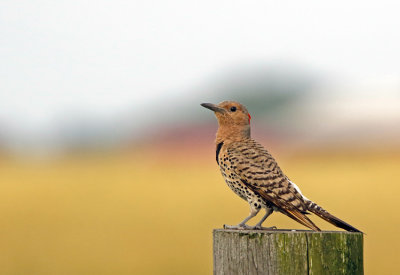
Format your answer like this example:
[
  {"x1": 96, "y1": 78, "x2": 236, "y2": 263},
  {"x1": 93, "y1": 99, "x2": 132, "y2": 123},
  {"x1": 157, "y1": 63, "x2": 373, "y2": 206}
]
[{"x1": 201, "y1": 103, "x2": 225, "y2": 113}]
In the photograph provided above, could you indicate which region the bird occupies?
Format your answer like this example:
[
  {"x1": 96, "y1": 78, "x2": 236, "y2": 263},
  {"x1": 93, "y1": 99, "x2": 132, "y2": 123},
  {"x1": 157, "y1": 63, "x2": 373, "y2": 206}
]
[{"x1": 201, "y1": 100, "x2": 361, "y2": 232}]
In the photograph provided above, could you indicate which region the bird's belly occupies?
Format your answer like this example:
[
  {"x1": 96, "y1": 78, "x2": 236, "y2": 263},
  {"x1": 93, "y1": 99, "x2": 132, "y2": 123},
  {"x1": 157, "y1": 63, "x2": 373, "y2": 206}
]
[
  {"x1": 219, "y1": 167, "x2": 275, "y2": 210},
  {"x1": 219, "y1": 170, "x2": 248, "y2": 200},
  {"x1": 224, "y1": 179, "x2": 248, "y2": 200},
  {"x1": 223, "y1": 176, "x2": 275, "y2": 210}
]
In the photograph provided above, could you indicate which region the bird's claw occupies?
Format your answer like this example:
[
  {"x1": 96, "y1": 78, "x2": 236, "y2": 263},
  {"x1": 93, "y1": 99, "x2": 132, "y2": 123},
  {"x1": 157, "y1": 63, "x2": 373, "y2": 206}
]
[
  {"x1": 224, "y1": 224, "x2": 277, "y2": 230},
  {"x1": 223, "y1": 224, "x2": 252, "y2": 230},
  {"x1": 251, "y1": 225, "x2": 277, "y2": 230}
]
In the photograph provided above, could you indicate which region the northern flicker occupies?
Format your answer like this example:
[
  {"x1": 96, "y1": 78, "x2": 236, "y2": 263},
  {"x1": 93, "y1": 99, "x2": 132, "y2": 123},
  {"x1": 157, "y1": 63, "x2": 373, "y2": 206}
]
[{"x1": 201, "y1": 101, "x2": 360, "y2": 232}]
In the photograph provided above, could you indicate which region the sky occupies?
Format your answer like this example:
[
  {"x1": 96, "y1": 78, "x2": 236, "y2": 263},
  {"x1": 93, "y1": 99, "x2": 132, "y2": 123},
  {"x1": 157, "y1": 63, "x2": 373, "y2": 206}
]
[{"x1": 0, "y1": 0, "x2": 399, "y2": 150}]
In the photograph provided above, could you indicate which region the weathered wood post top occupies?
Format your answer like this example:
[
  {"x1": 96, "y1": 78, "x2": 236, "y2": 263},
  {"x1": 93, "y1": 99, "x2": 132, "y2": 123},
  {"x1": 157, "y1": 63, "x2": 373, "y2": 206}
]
[{"x1": 213, "y1": 229, "x2": 363, "y2": 275}]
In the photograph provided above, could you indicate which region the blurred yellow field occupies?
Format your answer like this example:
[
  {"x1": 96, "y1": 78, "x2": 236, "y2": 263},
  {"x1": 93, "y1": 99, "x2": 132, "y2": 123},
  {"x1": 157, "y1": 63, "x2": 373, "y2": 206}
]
[{"x1": 0, "y1": 149, "x2": 398, "y2": 274}]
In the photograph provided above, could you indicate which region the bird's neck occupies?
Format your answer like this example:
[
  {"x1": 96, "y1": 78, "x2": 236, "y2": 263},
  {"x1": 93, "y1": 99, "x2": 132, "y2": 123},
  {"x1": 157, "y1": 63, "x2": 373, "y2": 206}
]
[{"x1": 215, "y1": 125, "x2": 251, "y2": 145}]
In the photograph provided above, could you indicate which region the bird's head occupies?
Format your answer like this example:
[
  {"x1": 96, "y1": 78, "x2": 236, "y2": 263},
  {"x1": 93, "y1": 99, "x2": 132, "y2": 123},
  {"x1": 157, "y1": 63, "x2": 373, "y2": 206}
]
[{"x1": 201, "y1": 100, "x2": 251, "y2": 143}]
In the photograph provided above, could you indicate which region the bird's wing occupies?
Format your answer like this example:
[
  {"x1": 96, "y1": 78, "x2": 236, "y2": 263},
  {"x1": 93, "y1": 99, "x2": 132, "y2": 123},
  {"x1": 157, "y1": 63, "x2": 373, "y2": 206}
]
[{"x1": 227, "y1": 140, "x2": 321, "y2": 231}]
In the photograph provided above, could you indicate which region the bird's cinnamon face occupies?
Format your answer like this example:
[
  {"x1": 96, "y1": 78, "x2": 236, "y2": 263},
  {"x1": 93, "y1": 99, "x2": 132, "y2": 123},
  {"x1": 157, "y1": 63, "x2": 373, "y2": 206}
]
[
  {"x1": 216, "y1": 101, "x2": 251, "y2": 126},
  {"x1": 201, "y1": 101, "x2": 250, "y2": 127},
  {"x1": 201, "y1": 100, "x2": 251, "y2": 142}
]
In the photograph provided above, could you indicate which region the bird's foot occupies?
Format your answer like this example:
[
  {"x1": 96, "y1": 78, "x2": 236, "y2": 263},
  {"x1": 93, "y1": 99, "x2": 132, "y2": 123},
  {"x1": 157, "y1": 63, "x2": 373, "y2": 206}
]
[
  {"x1": 250, "y1": 225, "x2": 277, "y2": 230},
  {"x1": 223, "y1": 224, "x2": 252, "y2": 230}
]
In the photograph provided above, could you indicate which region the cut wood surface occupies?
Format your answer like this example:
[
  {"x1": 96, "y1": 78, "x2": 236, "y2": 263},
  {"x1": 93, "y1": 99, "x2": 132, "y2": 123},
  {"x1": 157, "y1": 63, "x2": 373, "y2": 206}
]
[{"x1": 213, "y1": 229, "x2": 363, "y2": 275}]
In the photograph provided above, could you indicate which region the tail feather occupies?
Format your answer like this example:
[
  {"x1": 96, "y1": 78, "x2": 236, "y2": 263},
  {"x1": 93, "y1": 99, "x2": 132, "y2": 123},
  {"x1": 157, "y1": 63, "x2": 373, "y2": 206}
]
[
  {"x1": 306, "y1": 201, "x2": 362, "y2": 233},
  {"x1": 282, "y1": 208, "x2": 321, "y2": 231}
]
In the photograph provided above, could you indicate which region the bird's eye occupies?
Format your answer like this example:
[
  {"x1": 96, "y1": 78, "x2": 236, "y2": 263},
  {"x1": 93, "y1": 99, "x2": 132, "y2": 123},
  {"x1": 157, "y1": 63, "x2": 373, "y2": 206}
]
[{"x1": 230, "y1": 106, "x2": 237, "y2": 112}]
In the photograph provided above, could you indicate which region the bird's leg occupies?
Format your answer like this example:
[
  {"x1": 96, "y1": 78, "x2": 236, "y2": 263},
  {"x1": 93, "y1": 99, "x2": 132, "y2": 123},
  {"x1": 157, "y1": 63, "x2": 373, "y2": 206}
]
[
  {"x1": 250, "y1": 208, "x2": 276, "y2": 230},
  {"x1": 224, "y1": 207, "x2": 259, "y2": 230}
]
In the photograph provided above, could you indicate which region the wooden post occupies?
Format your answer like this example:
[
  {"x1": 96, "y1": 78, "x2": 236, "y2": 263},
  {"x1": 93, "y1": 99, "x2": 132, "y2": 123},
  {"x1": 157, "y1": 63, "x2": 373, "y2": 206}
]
[{"x1": 213, "y1": 229, "x2": 363, "y2": 275}]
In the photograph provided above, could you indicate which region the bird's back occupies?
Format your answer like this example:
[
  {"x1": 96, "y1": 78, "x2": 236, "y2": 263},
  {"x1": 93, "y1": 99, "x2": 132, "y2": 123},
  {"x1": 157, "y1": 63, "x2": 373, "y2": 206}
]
[
  {"x1": 220, "y1": 138, "x2": 323, "y2": 230},
  {"x1": 220, "y1": 139, "x2": 308, "y2": 210}
]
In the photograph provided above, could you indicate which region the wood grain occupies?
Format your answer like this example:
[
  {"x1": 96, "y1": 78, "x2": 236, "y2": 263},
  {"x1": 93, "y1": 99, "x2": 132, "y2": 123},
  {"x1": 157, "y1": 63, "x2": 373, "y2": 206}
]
[{"x1": 213, "y1": 229, "x2": 363, "y2": 275}]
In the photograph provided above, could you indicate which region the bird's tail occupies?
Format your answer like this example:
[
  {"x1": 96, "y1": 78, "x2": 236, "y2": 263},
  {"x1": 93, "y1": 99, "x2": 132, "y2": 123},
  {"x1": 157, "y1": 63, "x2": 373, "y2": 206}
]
[{"x1": 306, "y1": 200, "x2": 362, "y2": 233}]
